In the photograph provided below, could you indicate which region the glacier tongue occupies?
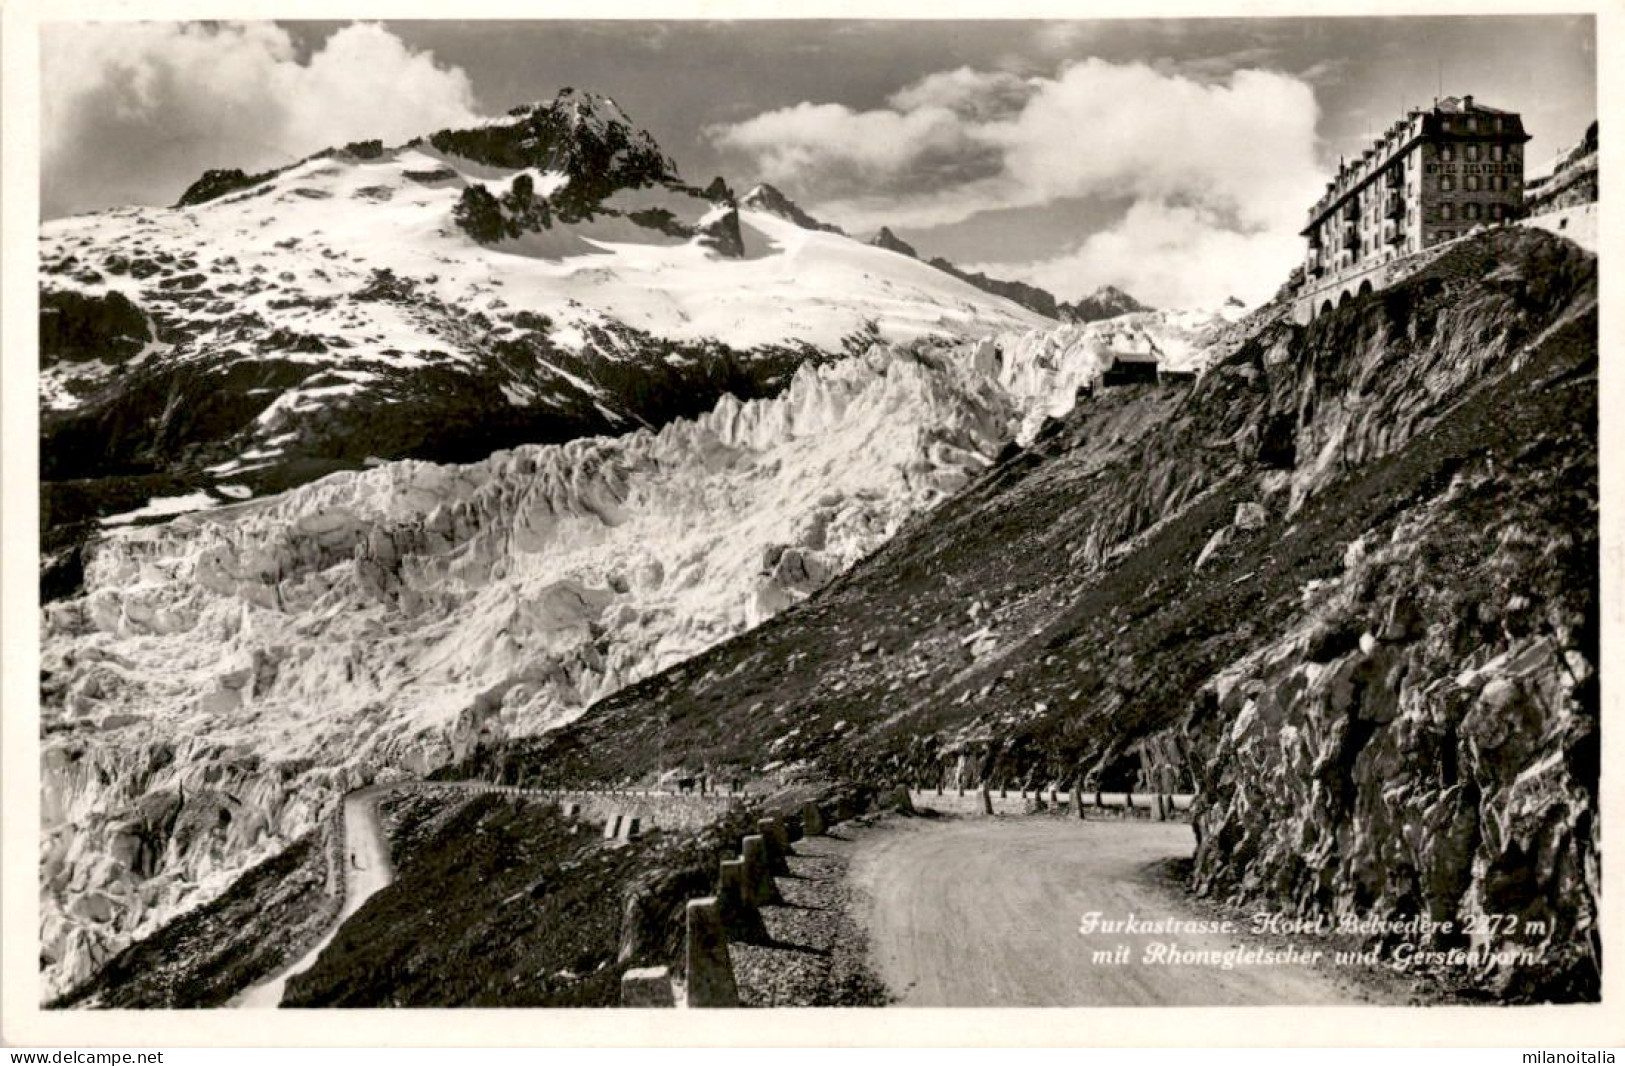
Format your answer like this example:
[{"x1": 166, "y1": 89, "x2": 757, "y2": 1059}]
[
  {"x1": 38, "y1": 340, "x2": 1018, "y2": 998},
  {"x1": 979, "y1": 303, "x2": 1254, "y2": 443}
]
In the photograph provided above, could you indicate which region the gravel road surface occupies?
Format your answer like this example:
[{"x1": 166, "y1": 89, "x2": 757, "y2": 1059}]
[{"x1": 850, "y1": 815, "x2": 1378, "y2": 1006}]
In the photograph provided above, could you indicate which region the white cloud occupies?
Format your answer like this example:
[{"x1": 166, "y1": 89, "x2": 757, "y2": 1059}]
[
  {"x1": 886, "y1": 67, "x2": 1038, "y2": 120},
  {"x1": 42, "y1": 22, "x2": 482, "y2": 218},
  {"x1": 706, "y1": 102, "x2": 982, "y2": 193},
  {"x1": 968, "y1": 200, "x2": 1303, "y2": 310},
  {"x1": 710, "y1": 57, "x2": 1325, "y2": 308}
]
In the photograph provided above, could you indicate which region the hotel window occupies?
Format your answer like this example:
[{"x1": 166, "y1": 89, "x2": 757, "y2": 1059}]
[
  {"x1": 1441, "y1": 176, "x2": 1455, "y2": 192},
  {"x1": 1492, "y1": 203, "x2": 1505, "y2": 221},
  {"x1": 1467, "y1": 144, "x2": 1480, "y2": 161},
  {"x1": 1466, "y1": 175, "x2": 1480, "y2": 191},
  {"x1": 1465, "y1": 203, "x2": 1481, "y2": 221},
  {"x1": 1491, "y1": 144, "x2": 1503, "y2": 162},
  {"x1": 1440, "y1": 204, "x2": 1454, "y2": 221},
  {"x1": 1467, "y1": 116, "x2": 1479, "y2": 132},
  {"x1": 1440, "y1": 145, "x2": 1455, "y2": 162}
]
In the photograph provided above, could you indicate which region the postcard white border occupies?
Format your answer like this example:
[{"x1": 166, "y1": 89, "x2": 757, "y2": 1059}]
[{"x1": 4, "y1": 0, "x2": 1621, "y2": 1047}]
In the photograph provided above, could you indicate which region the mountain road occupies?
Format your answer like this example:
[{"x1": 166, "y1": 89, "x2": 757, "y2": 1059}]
[
  {"x1": 234, "y1": 787, "x2": 394, "y2": 1008},
  {"x1": 850, "y1": 816, "x2": 1385, "y2": 1006}
]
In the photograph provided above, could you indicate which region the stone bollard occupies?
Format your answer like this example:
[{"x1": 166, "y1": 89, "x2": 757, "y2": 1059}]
[
  {"x1": 620, "y1": 965, "x2": 675, "y2": 1007},
  {"x1": 741, "y1": 835, "x2": 782, "y2": 906},
  {"x1": 684, "y1": 898, "x2": 739, "y2": 1008},
  {"x1": 757, "y1": 818, "x2": 791, "y2": 874},
  {"x1": 801, "y1": 802, "x2": 826, "y2": 837},
  {"x1": 603, "y1": 814, "x2": 623, "y2": 840},
  {"x1": 980, "y1": 786, "x2": 994, "y2": 816},
  {"x1": 619, "y1": 816, "x2": 642, "y2": 841},
  {"x1": 759, "y1": 816, "x2": 792, "y2": 854},
  {"x1": 716, "y1": 858, "x2": 766, "y2": 942}
]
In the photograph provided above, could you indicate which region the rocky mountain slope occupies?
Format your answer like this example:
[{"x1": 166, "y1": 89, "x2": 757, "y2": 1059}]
[
  {"x1": 40, "y1": 90, "x2": 1047, "y2": 598},
  {"x1": 454, "y1": 228, "x2": 1598, "y2": 1000}
]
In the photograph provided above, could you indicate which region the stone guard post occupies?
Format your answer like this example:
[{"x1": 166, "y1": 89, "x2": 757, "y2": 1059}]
[
  {"x1": 802, "y1": 802, "x2": 826, "y2": 837},
  {"x1": 684, "y1": 898, "x2": 739, "y2": 1008},
  {"x1": 741, "y1": 835, "x2": 782, "y2": 905}
]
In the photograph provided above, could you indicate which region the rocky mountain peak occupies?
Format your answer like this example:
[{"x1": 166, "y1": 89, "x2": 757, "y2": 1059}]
[
  {"x1": 1062, "y1": 284, "x2": 1152, "y2": 323},
  {"x1": 429, "y1": 88, "x2": 677, "y2": 191},
  {"x1": 869, "y1": 226, "x2": 920, "y2": 258},
  {"x1": 738, "y1": 183, "x2": 844, "y2": 234}
]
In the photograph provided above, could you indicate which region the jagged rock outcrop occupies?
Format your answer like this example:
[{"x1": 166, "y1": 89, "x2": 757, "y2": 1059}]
[
  {"x1": 38, "y1": 341, "x2": 1018, "y2": 997},
  {"x1": 1185, "y1": 416, "x2": 1597, "y2": 999}
]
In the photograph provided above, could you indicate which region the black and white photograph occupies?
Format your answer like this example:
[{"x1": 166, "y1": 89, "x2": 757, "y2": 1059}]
[{"x1": 2, "y1": 1, "x2": 1615, "y2": 1048}]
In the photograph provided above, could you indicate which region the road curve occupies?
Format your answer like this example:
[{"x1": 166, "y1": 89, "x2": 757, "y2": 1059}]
[
  {"x1": 234, "y1": 787, "x2": 394, "y2": 1008},
  {"x1": 850, "y1": 816, "x2": 1371, "y2": 1006}
]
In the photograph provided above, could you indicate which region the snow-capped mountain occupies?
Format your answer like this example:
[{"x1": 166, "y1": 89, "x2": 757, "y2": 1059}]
[{"x1": 40, "y1": 89, "x2": 1048, "y2": 588}]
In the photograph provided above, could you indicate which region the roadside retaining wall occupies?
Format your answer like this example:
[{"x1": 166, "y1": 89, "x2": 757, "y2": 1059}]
[
  {"x1": 907, "y1": 788, "x2": 1194, "y2": 821},
  {"x1": 410, "y1": 781, "x2": 742, "y2": 833}
]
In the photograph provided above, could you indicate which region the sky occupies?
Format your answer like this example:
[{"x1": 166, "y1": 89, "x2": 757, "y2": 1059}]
[{"x1": 41, "y1": 17, "x2": 1596, "y2": 308}]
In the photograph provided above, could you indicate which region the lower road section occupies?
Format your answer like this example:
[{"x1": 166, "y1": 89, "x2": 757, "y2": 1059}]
[
  {"x1": 851, "y1": 816, "x2": 1367, "y2": 1006},
  {"x1": 235, "y1": 787, "x2": 394, "y2": 1008}
]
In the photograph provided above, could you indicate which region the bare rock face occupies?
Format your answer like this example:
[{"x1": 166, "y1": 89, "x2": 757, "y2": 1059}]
[
  {"x1": 38, "y1": 341, "x2": 1018, "y2": 997},
  {"x1": 1181, "y1": 238, "x2": 1599, "y2": 1000}
]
